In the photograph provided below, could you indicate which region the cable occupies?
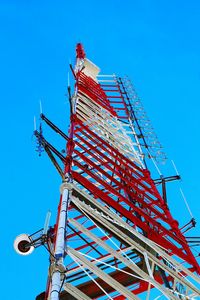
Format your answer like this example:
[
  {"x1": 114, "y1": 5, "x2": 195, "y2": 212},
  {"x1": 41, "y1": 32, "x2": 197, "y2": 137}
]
[
  {"x1": 73, "y1": 201, "x2": 172, "y2": 299},
  {"x1": 171, "y1": 160, "x2": 180, "y2": 176},
  {"x1": 75, "y1": 201, "x2": 136, "y2": 266},
  {"x1": 77, "y1": 250, "x2": 147, "y2": 283},
  {"x1": 68, "y1": 252, "x2": 113, "y2": 300}
]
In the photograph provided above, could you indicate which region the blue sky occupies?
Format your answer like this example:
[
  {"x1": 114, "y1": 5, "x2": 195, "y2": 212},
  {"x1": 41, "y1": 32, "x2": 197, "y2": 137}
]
[{"x1": 1, "y1": 1, "x2": 200, "y2": 299}]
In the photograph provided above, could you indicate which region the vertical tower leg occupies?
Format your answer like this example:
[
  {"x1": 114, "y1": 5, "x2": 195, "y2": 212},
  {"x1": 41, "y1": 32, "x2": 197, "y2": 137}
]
[
  {"x1": 49, "y1": 182, "x2": 71, "y2": 300},
  {"x1": 50, "y1": 272, "x2": 61, "y2": 300}
]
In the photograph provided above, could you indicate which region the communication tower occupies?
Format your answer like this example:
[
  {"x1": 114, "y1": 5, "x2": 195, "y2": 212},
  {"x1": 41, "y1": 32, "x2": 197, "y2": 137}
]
[{"x1": 14, "y1": 44, "x2": 200, "y2": 300}]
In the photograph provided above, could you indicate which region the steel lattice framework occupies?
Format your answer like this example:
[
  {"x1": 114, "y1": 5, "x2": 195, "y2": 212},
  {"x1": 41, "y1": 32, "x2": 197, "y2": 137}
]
[{"x1": 15, "y1": 44, "x2": 200, "y2": 300}]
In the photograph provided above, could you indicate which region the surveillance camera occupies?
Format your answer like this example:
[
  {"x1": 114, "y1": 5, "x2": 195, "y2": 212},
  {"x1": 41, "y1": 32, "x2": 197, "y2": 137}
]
[{"x1": 14, "y1": 233, "x2": 34, "y2": 256}]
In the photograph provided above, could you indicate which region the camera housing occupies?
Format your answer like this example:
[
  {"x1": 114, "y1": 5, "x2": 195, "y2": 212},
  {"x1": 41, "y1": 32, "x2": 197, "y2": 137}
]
[{"x1": 14, "y1": 233, "x2": 34, "y2": 256}]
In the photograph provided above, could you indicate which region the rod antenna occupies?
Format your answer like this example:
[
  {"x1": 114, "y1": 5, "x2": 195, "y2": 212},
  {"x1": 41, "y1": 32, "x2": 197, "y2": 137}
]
[{"x1": 40, "y1": 100, "x2": 43, "y2": 115}]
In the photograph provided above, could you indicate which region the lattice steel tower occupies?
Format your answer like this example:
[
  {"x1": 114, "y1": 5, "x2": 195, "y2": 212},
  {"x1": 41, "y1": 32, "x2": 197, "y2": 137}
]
[{"x1": 14, "y1": 44, "x2": 200, "y2": 300}]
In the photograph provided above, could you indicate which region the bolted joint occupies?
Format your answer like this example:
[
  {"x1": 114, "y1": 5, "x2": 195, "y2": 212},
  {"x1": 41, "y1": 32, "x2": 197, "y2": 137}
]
[
  {"x1": 49, "y1": 261, "x2": 66, "y2": 278},
  {"x1": 60, "y1": 182, "x2": 73, "y2": 194}
]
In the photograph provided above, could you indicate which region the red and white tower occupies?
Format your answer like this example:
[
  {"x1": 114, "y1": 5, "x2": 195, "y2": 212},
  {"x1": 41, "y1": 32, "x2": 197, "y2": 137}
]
[{"x1": 15, "y1": 44, "x2": 200, "y2": 300}]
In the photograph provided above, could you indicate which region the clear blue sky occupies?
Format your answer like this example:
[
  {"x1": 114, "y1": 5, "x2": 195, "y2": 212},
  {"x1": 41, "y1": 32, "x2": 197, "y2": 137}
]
[{"x1": 1, "y1": 1, "x2": 200, "y2": 299}]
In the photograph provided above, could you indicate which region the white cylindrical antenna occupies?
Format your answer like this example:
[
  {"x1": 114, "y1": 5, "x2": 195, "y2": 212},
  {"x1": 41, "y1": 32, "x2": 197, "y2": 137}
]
[
  {"x1": 68, "y1": 72, "x2": 70, "y2": 88},
  {"x1": 43, "y1": 210, "x2": 51, "y2": 235},
  {"x1": 39, "y1": 100, "x2": 43, "y2": 114},
  {"x1": 171, "y1": 160, "x2": 179, "y2": 176},
  {"x1": 34, "y1": 116, "x2": 37, "y2": 131},
  {"x1": 180, "y1": 188, "x2": 193, "y2": 219}
]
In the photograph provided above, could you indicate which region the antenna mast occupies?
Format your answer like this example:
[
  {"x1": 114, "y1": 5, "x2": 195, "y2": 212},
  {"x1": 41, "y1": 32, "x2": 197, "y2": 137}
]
[{"x1": 15, "y1": 44, "x2": 200, "y2": 300}]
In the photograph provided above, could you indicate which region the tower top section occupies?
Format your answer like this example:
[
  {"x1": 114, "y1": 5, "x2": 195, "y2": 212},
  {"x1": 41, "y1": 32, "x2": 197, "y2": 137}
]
[
  {"x1": 76, "y1": 43, "x2": 85, "y2": 59},
  {"x1": 75, "y1": 43, "x2": 100, "y2": 81}
]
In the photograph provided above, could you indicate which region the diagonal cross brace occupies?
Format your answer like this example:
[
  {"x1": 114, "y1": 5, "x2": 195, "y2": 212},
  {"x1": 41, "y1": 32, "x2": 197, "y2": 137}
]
[{"x1": 68, "y1": 246, "x2": 139, "y2": 300}]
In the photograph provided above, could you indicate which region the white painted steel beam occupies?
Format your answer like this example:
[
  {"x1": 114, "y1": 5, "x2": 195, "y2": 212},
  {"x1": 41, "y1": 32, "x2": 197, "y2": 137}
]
[
  {"x1": 69, "y1": 185, "x2": 200, "y2": 298},
  {"x1": 68, "y1": 247, "x2": 139, "y2": 300},
  {"x1": 72, "y1": 184, "x2": 200, "y2": 283},
  {"x1": 72, "y1": 194, "x2": 200, "y2": 296},
  {"x1": 66, "y1": 245, "x2": 134, "y2": 276},
  {"x1": 63, "y1": 282, "x2": 92, "y2": 300},
  {"x1": 70, "y1": 200, "x2": 177, "y2": 300},
  {"x1": 76, "y1": 93, "x2": 143, "y2": 165}
]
